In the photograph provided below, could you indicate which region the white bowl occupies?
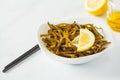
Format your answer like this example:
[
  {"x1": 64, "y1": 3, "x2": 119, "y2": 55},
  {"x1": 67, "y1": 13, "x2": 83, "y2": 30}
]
[{"x1": 37, "y1": 18, "x2": 114, "y2": 64}]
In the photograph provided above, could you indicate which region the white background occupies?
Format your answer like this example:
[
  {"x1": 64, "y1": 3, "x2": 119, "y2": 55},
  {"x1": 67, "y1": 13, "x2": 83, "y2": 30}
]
[{"x1": 0, "y1": 0, "x2": 120, "y2": 80}]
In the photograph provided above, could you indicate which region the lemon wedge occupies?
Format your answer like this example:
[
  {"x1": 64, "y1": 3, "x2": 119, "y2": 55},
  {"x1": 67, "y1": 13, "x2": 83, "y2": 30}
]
[
  {"x1": 72, "y1": 29, "x2": 95, "y2": 52},
  {"x1": 85, "y1": 0, "x2": 108, "y2": 16}
]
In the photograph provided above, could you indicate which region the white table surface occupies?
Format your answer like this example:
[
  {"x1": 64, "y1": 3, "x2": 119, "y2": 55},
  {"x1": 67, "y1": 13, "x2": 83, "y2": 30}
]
[{"x1": 0, "y1": 0, "x2": 120, "y2": 80}]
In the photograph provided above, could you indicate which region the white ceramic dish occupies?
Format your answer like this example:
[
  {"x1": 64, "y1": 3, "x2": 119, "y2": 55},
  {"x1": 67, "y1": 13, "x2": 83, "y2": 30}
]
[{"x1": 37, "y1": 18, "x2": 114, "y2": 64}]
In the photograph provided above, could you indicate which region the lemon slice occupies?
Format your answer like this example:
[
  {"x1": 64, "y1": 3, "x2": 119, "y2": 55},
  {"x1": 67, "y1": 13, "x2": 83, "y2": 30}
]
[
  {"x1": 85, "y1": 0, "x2": 108, "y2": 16},
  {"x1": 72, "y1": 29, "x2": 95, "y2": 52}
]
